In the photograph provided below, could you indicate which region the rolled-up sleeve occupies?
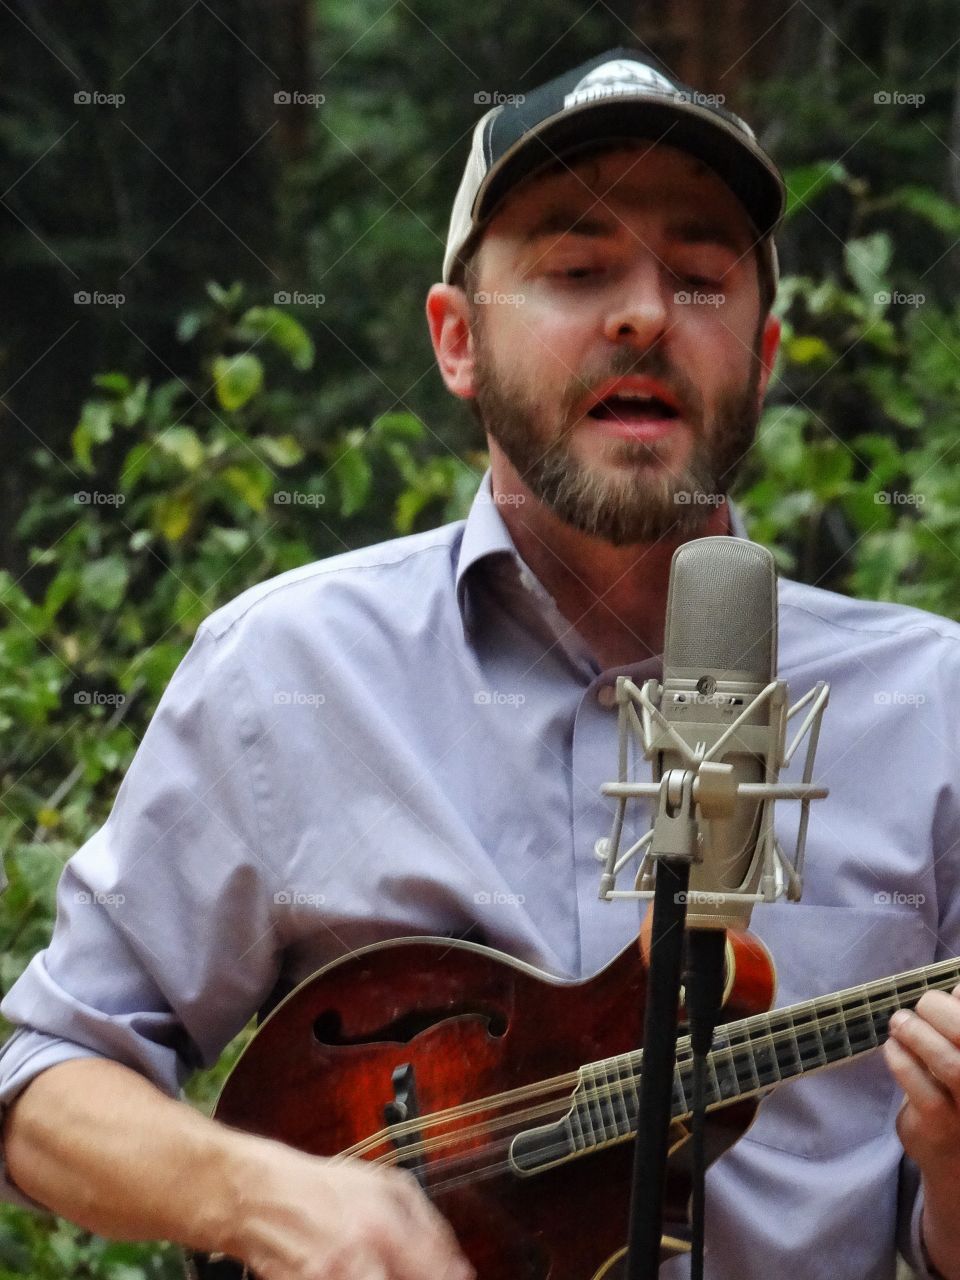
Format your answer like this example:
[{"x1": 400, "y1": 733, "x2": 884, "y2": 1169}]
[{"x1": 0, "y1": 621, "x2": 283, "y2": 1207}]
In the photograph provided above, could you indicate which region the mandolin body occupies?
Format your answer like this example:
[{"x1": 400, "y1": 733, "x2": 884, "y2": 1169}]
[{"x1": 188, "y1": 933, "x2": 774, "y2": 1280}]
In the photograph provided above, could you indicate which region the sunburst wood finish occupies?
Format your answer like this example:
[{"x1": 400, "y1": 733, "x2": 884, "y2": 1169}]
[{"x1": 187, "y1": 932, "x2": 772, "y2": 1279}]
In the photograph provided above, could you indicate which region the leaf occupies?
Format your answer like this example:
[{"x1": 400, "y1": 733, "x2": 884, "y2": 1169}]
[
  {"x1": 784, "y1": 335, "x2": 833, "y2": 365},
  {"x1": 71, "y1": 400, "x2": 114, "y2": 471},
  {"x1": 395, "y1": 487, "x2": 430, "y2": 534},
  {"x1": 256, "y1": 434, "x2": 305, "y2": 467},
  {"x1": 330, "y1": 445, "x2": 372, "y2": 517},
  {"x1": 783, "y1": 161, "x2": 848, "y2": 218},
  {"x1": 222, "y1": 464, "x2": 271, "y2": 512},
  {"x1": 371, "y1": 412, "x2": 425, "y2": 443},
  {"x1": 212, "y1": 354, "x2": 264, "y2": 411},
  {"x1": 153, "y1": 492, "x2": 195, "y2": 541},
  {"x1": 92, "y1": 372, "x2": 131, "y2": 394},
  {"x1": 78, "y1": 556, "x2": 130, "y2": 610},
  {"x1": 890, "y1": 186, "x2": 960, "y2": 237},
  {"x1": 119, "y1": 442, "x2": 153, "y2": 491},
  {"x1": 236, "y1": 306, "x2": 315, "y2": 371},
  {"x1": 844, "y1": 232, "x2": 892, "y2": 306},
  {"x1": 206, "y1": 281, "x2": 244, "y2": 309},
  {"x1": 157, "y1": 426, "x2": 205, "y2": 471},
  {"x1": 119, "y1": 377, "x2": 150, "y2": 427},
  {"x1": 177, "y1": 310, "x2": 203, "y2": 342}
]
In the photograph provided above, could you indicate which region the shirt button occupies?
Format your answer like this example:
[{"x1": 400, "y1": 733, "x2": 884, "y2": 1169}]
[{"x1": 597, "y1": 684, "x2": 617, "y2": 709}]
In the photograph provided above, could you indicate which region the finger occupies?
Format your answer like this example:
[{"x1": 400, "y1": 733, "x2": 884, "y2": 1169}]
[
  {"x1": 889, "y1": 1009, "x2": 960, "y2": 1103},
  {"x1": 884, "y1": 1035, "x2": 952, "y2": 1114},
  {"x1": 378, "y1": 1173, "x2": 472, "y2": 1280},
  {"x1": 914, "y1": 990, "x2": 960, "y2": 1042}
]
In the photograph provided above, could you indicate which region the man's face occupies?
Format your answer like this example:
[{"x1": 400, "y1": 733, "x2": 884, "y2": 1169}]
[{"x1": 465, "y1": 144, "x2": 776, "y2": 544}]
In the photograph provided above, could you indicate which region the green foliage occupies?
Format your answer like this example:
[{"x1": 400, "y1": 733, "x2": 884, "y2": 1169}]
[
  {"x1": 3, "y1": 1, "x2": 960, "y2": 1274},
  {"x1": 0, "y1": 283, "x2": 478, "y2": 1277},
  {"x1": 738, "y1": 160, "x2": 960, "y2": 611}
]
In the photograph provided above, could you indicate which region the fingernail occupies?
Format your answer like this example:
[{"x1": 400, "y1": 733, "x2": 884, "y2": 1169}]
[{"x1": 889, "y1": 1010, "x2": 910, "y2": 1031}]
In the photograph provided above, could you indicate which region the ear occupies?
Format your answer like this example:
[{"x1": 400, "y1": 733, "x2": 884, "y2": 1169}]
[
  {"x1": 755, "y1": 312, "x2": 781, "y2": 410},
  {"x1": 426, "y1": 284, "x2": 476, "y2": 400}
]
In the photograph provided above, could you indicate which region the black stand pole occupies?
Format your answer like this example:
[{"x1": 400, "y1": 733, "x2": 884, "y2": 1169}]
[
  {"x1": 625, "y1": 856, "x2": 690, "y2": 1280},
  {"x1": 685, "y1": 928, "x2": 728, "y2": 1280}
]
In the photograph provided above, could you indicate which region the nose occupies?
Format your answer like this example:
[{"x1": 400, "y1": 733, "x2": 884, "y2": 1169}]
[{"x1": 602, "y1": 261, "x2": 669, "y2": 349}]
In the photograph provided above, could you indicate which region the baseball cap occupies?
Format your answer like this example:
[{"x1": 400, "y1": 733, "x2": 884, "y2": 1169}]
[{"x1": 442, "y1": 48, "x2": 785, "y2": 295}]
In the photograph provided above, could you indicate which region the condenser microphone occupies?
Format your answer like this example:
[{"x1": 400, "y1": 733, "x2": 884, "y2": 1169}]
[{"x1": 659, "y1": 536, "x2": 778, "y2": 932}]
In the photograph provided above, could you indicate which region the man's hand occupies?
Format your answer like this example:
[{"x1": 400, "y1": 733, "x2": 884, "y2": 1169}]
[
  {"x1": 232, "y1": 1140, "x2": 475, "y2": 1280},
  {"x1": 884, "y1": 982, "x2": 960, "y2": 1280},
  {"x1": 3, "y1": 1059, "x2": 473, "y2": 1280}
]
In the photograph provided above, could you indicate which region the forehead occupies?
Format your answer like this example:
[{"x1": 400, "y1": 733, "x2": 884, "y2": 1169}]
[{"x1": 483, "y1": 143, "x2": 754, "y2": 246}]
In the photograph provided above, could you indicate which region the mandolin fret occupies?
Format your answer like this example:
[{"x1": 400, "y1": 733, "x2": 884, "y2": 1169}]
[
  {"x1": 558, "y1": 956, "x2": 960, "y2": 1163},
  {"x1": 700, "y1": 956, "x2": 960, "y2": 1103}
]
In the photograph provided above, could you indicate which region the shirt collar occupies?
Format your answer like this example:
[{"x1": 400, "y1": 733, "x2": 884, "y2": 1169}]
[{"x1": 455, "y1": 469, "x2": 750, "y2": 643}]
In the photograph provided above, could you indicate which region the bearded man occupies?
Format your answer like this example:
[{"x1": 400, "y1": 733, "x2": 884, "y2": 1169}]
[{"x1": 2, "y1": 49, "x2": 960, "y2": 1280}]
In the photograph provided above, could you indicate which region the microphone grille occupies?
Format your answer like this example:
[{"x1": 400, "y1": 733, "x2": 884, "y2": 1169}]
[{"x1": 664, "y1": 537, "x2": 777, "y2": 679}]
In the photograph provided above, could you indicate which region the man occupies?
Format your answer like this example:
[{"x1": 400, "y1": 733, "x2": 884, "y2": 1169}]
[{"x1": 1, "y1": 48, "x2": 959, "y2": 1280}]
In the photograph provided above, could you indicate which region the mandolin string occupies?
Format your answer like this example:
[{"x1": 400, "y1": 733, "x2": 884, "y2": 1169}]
[
  {"x1": 344, "y1": 964, "x2": 954, "y2": 1161},
  {"x1": 342, "y1": 984, "x2": 914, "y2": 1167},
  {"x1": 346, "y1": 979, "x2": 954, "y2": 1174}
]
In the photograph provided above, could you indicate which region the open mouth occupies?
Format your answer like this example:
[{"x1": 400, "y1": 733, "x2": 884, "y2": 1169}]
[{"x1": 587, "y1": 394, "x2": 681, "y2": 423}]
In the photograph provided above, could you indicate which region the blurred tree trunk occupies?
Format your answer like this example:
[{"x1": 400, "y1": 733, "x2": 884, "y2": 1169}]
[{"x1": 632, "y1": 0, "x2": 794, "y2": 106}]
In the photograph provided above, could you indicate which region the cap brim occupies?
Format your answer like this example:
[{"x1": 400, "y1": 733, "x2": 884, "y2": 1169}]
[{"x1": 475, "y1": 95, "x2": 785, "y2": 241}]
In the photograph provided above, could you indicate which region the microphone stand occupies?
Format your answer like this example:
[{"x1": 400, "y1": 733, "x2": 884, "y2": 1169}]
[
  {"x1": 684, "y1": 929, "x2": 728, "y2": 1280},
  {"x1": 624, "y1": 768, "x2": 698, "y2": 1280},
  {"x1": 625, "y1": 855, "x2": 690, "y2": 1279}
]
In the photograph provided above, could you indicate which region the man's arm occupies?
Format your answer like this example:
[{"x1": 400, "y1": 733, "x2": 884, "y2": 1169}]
[{"x1": 3, "y1": 1058, "x2": 472, "y2": 1280}]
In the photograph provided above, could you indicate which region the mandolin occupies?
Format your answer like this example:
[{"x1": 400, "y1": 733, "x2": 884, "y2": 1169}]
[{"x1": 186, "y1": 932, "x2": 960, "y2": 1280}]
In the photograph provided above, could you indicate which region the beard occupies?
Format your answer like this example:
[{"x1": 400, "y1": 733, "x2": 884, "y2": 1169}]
[{"x1": 471, "y1": 317, "x2": 764, "y2": 546}]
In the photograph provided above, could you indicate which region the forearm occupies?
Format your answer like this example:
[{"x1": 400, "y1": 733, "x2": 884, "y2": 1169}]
[{"x1": 2, "y1": 1057, "x2": 253, "y2": 1255}]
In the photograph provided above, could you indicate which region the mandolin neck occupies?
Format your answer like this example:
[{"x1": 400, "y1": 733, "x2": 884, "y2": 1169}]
[
  {"x1": 529, "y1": 955, "x2": 960, "y2": 1168},
  {"x1": 686, "y1": 953, "x2": 960, "y2": 1109}
]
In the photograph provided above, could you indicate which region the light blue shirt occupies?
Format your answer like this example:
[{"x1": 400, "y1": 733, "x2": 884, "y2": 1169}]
[{"x1": 3, "y1": 473, "x2": 959, "y2": 1279}]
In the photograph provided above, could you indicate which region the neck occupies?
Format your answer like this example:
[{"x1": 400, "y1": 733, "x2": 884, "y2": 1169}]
[{"x1": 489, "y1": 452, "x2": 731, "y2": 668}]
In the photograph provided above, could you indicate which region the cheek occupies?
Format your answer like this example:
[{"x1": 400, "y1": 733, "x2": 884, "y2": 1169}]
[{"x1": 510, "y1": 305, "x2": 596, "y2": 372}]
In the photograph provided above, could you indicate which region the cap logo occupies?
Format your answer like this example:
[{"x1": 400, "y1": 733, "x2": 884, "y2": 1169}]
[{"x1": 563, "y1": 59, "x2": 680, "y2": 109}]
